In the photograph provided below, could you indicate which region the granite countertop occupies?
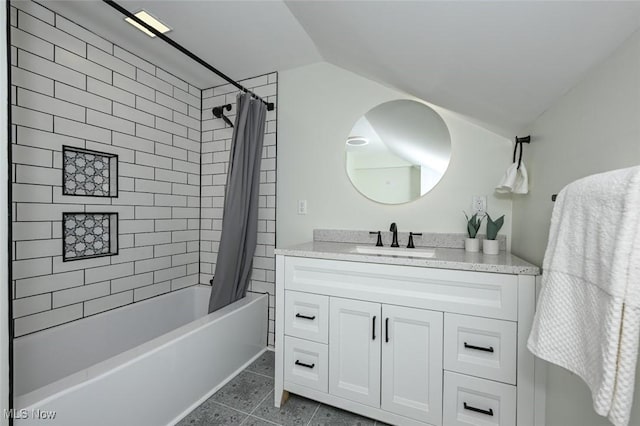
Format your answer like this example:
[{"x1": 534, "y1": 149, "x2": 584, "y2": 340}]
[{"x1": 275, "y1": 241, "x2": 540, "y2": 275}]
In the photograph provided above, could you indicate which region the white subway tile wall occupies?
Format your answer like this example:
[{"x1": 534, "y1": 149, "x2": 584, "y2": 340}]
[
  {"x1": 11, "y1": 1, "x2": 278, "y2": 342},
  {"x1": 200, "y1": 74, "x2": 278, "y2": 346},
  {"x1": 10, "y1": 1, "x2": 201, "y2": 337}
]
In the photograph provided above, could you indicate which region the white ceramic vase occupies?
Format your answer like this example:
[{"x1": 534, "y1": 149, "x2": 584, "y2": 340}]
[
  {"x1": 483, "y1": 239, "x2": 500, "y2": 255},
  {"x1": 465, "y1": 238, "x2": 480, "y2": 252}
]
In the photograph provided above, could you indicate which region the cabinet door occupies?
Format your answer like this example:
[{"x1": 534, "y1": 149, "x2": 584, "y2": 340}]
[
  {"x1": 381, "y1": 304, "x2": 443, "y2": 425},
  {"x1": 329, "y1": 297, "x2": 381, "y2": 407}
]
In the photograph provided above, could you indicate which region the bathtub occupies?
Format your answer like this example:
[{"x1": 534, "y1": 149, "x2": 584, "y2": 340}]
[{"x1": 13, "y1": 285, "x2": 268, "y2": 425}]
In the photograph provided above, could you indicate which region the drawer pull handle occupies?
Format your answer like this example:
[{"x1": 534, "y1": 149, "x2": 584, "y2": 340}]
[
  {"x1": 464, "y1": 342, "x2": 494, "y2": 353},
  {"x1": 385, "y1": 318, "x2": 389, "y2": 343},
  {"x1": 464, "y1": 402, "x2": 494, "y2": 416},
  {"x1": 295, "y1": 360, "x2": 315, "y2": 369},
  {"x1": 372, "y1": 316, "x2": 376, "y2": 340},
  {"x1": 295, "y1": 313, "x2": 316, "y2": 320}
]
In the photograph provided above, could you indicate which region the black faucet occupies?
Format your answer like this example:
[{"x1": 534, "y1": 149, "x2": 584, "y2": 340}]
[{"x1": 390, "y1": 223, "x2": 399, "y2": 247}]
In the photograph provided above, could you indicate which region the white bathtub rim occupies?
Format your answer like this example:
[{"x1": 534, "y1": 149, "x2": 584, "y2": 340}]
[
  {"x1": 168, "y1": 347, "x2": 270, "y2": 425},
  {"x1": 15, "y1": 291, "x2": 268, "y2": 409}
]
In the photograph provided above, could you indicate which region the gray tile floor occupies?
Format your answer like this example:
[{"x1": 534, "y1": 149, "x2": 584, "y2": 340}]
[{"x1": 178, "y1": 350, "x2": 388, "y2": 426}]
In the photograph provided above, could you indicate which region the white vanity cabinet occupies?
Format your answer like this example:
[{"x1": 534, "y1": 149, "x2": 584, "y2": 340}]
[{"x1": 274, "y1": 253, "x2": 543, "y2": 426}]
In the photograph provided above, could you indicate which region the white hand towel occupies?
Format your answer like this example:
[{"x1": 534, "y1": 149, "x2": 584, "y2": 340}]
[
  {"x1": 528, "y1": 166, "x2": 640, "y2": 426},
  {"x1": 496, "y1": 162, "x2": 529, "y2": 194},
  {"x1": 512, "y1": 162, "x2": 528, "y2": 194}
]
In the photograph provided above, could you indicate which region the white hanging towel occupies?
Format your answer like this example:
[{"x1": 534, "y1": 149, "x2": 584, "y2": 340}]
[
  {"x1": 528, "y1": 166, "x2": 640, "y2": 426},
  {"x1": 495, "y1": 161, "x2": 529, "y2": 194}
]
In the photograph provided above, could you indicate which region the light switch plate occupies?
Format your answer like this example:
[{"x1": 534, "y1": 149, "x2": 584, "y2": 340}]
[
  {"x1": 472, "y1": 195, "x2": 487, "y2": 217},
  {"x1": 297, "y1": 200, "x2": 307, "y2": 215}
]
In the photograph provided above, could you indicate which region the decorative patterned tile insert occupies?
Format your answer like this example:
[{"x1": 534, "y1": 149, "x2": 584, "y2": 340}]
[
  {"x1": 63, "y1": 146, "x2": 118, "y2": 197},
  {"x1": 62, "y1": 213, "x2": 118, "y2": 261}
]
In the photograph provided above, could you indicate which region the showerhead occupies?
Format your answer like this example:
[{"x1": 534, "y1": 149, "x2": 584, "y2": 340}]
[{"x1": 212, "y1": 104, "x2": 234, "y2": 128}]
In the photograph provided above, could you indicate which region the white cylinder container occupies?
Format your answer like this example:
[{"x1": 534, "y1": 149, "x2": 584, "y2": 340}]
[
  {"x1": 483, "y1": 239, "x2": 500, "y2": 255},
  {"x1": 465, "y1": 238, "x2": 480, "y2": 252}
]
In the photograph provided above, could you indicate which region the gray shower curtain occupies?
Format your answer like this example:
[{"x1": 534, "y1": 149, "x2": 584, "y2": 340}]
[{"x1": 208, "y1": 93, "x2": 267, "y2": 313}]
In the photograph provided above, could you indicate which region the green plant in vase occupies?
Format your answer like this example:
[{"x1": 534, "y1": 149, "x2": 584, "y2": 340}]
[
  {"x1": 484, "y1": 213, "x2": 504, "y2": 254},
  {"x1": 464, "y1": 212, "x2": 483, "y2": 252}
]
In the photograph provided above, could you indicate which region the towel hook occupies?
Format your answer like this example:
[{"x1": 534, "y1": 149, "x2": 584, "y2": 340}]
[{"x1": 513, "y1": 135, "x2": 531, "y2": 170}]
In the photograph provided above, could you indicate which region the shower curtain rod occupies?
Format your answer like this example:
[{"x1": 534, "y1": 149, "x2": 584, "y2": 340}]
[{"x1": 102, "y1": 0, "x2": 275, "y2": 111}]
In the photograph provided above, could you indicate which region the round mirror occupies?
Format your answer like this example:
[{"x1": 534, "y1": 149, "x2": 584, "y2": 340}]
[{"x1": 345, "y1": 100, "x2": 451, "y2": 204}]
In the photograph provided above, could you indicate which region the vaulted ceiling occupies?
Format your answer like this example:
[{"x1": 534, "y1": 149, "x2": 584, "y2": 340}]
[{"x1": 43, "y1": 1, "x2": 640, "y2": 136}]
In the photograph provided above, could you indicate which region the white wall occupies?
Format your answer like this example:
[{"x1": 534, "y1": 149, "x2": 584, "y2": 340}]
[
  {"x1": 1, "y1": 1, "x2": 10, "y2": 422},
  {"x1": 277, "y1": 62, "x2": 512, "y2": 248},
  {"x1": 512, "y1": 29, "x2": 640, "y2": 425}
]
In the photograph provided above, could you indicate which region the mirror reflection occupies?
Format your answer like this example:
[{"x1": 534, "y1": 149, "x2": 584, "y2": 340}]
[{"x1": 345, "y1": 100, "x2": 451, "y2": 204}]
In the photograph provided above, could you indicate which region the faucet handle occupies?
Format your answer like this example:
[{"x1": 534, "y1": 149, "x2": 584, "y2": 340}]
[
  {"x1": 407, "y1": 232, "x2": 422, "y2": 249},
  {"x1": 370, "y1": 231, "x2": 384, "y2": 247}
]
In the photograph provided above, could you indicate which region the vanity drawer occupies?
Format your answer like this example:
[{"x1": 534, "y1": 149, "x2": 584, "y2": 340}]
[
  {"x1": 443, "y1": 371, "x2": 516, "y2": 426},
  {"x1": 284, "y1": 336, "x2": 328, "y2": 393},
  {"x1": 444, "y1": 313, "x2": 517, "y2": 384},
  {"x1": 285, "y1": 290, "x2": 329, "y2": 343},
  {"x1": 284, "y1": 257, "x2": 518, "y2": 320}
]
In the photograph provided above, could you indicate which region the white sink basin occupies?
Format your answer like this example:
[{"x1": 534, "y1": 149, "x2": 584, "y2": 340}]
[{"x1": 352, "y1": 246, "x2": 436, "y2": 258}]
